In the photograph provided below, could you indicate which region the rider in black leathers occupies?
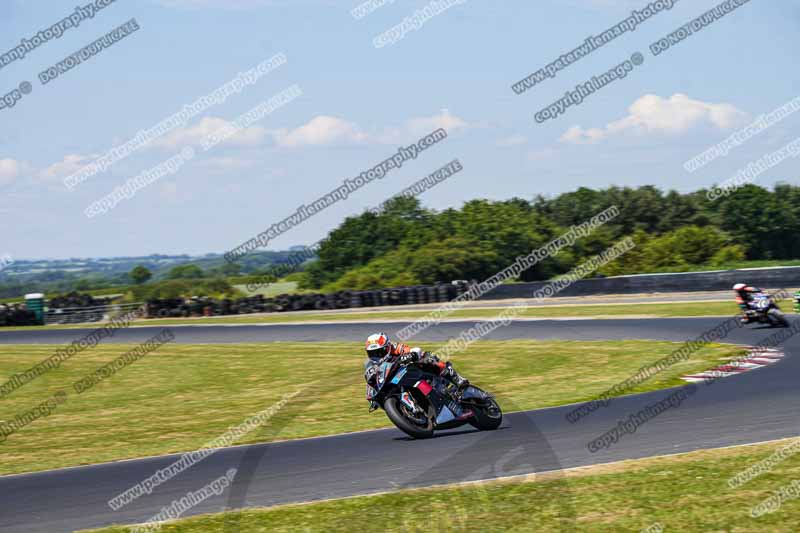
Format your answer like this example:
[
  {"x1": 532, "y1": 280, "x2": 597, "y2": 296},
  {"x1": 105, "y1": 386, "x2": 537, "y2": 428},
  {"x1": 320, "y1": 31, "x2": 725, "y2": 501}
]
[{"x1": 363, "y1": 332, "x2": 468, "y2": 405}]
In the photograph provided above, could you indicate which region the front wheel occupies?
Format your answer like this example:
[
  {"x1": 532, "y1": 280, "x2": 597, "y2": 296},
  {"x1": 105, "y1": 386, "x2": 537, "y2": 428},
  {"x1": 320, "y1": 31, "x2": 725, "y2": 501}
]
[
  {"x1": 384, "y1": 396, "x2": 434, "y2": 439},
  {"x1": 468, "y1": 397, "x2": 503, "y2": 431}
]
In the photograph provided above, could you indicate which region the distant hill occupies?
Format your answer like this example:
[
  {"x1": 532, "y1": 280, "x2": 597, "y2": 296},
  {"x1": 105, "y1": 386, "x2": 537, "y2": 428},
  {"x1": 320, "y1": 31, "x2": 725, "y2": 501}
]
[{"x1": 0, "y1": 249, "x2": 316, "y2": 298}]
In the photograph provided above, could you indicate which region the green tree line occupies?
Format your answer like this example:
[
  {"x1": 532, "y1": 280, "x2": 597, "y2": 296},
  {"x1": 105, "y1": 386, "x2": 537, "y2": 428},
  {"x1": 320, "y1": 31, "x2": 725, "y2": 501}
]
[{"x1": 298, "y1": 184, "x2": 800, "y2": 291}]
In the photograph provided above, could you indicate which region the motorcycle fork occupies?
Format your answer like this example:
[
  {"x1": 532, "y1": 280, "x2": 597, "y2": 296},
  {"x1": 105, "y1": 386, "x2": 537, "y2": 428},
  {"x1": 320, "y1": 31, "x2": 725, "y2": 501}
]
[{"x1": 399, "y1": 389, "x2": 422, "y2": 414}]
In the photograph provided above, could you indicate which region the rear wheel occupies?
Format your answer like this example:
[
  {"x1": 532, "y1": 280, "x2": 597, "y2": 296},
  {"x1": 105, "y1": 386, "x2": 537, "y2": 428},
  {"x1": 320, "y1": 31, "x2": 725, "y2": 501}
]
[
  {"x1": 384, "y1": 396, "x2": 434, "y2": 439},
  {"x1": 768, "y1": 308, "x2": 789, "y2": 327},
  {"x1": 468, "y1": 397, "x2": 503, "y2": 431}
]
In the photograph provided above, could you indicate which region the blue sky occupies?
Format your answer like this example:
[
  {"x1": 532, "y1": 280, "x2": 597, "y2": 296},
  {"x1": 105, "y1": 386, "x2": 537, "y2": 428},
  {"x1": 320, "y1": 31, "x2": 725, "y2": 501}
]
[{"x1": 1, "y1": 0, "x2": 798, "y2": 259}]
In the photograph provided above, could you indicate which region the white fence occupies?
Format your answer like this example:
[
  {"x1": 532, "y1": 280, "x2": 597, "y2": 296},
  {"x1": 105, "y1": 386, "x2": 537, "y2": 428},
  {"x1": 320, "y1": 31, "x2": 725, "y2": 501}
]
[{"x1": 44, "y1": 302, "x2": 144, "y2": 325}]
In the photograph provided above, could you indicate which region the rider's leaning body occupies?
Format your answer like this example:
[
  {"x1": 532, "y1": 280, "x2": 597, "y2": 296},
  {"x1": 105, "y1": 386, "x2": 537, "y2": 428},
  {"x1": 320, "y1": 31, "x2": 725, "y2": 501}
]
[
  {"x1": 362, "y1": 332, "x2": 468, "y2": 403},
  {"x1": 733, "y1": 282, "x2": 762, "y2": 304},
  {"x1": 733, "y1": 282, "x2": 765, "y2": 308},
  {"x1": 733, "y1": 282, "x2": 768, "y2": 322}
]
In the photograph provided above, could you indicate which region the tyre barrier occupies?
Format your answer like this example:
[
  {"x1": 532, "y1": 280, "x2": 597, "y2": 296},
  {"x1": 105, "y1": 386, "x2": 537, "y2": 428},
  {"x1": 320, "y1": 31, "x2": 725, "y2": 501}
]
[
  {"x1": 141, "y1": 281, "x2": 474, "y2": 320},
  {"x1": 48, "y1": 291, "x2": 114, "y2": 310},
  {"x1": 37, "y1": 291, "x2": 117, "y2": 325},
  {"x1": 0, "y1": 282, "x2": 477, "y2": 327},
  {"x1": 0, "y1": 304, "x2": 39, "y2": 326}
]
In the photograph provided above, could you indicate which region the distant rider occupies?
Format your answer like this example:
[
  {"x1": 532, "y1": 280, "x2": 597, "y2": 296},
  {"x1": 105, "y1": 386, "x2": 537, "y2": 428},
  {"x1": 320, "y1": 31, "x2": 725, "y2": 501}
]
[
  {"x1": 363, "y1": 332, "x2": 469, "y2": 403},
  {"x1": 733, "y1": 283, "x2": 764, "y2": 322}
]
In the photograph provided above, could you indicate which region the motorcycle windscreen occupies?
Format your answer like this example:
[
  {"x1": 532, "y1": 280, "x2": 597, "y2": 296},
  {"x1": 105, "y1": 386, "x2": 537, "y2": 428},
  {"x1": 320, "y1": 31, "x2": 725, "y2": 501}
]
[{"x1": 375, "y1": 361, "x2": 394, "y2": 391}]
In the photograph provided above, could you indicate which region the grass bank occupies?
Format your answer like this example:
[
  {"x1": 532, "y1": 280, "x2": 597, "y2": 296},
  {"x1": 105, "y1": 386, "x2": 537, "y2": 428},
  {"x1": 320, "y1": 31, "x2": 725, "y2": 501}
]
[
  {"x1": 0, "y1": 300, "x2": 750, "y2": 331},
  {"x1": 0, "y1": 340, "x2": 744, "y2": 475},
  {"x1": 137, "y1": 300, "x2": 741, "y2": 326}
]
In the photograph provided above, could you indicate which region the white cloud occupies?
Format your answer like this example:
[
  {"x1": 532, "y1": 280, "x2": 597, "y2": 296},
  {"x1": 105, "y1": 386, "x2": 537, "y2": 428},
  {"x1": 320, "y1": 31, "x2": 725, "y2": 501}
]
[
  {"x1": 377, "y1": 109, "x2": 470, "y2": 144},
  {"x1": 560, "y1": 94, "x2": 749, "y2": 145},
  {"x1": 403, "y1": 109, "x2": 468, "y2": 136},
  {"x1": 0, "y1": 159, "x2": 25, "y2": 185},
  {"x1": 560, "y1": 126, "x2": 606, "y2": 145},
  {"x1": 271, "y1": 116, "x2": 368, "y2": 148},
  {"x1": 271, "y1": 110, "x2": 469, "y2": 148},
  {"x1": 153, "y1": 117, "x2": 267, "y2": 149},
  {"x1": 48, "y1": 111, "x2": 470, "y2": 177},
  {"x1": 39, "y1": 155, "x2": 96, "y2": 182}
]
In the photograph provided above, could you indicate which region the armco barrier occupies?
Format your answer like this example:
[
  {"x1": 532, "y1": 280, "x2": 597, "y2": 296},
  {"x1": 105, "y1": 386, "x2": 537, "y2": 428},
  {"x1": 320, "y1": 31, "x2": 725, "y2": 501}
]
[{"x1": 479, "y1": 267, "x2": 800, "y2": 300}]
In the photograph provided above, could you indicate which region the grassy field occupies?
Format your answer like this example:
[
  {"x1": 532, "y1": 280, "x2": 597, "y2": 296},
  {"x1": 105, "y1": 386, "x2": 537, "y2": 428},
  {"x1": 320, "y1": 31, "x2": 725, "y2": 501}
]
[
  {"x1": 233, "y1": 281, "x2": 300, "y2": 298},
  {"x1": 651, "y1": 259, "x2": 800, "y2": 272},
  {"x1": 0, "y1": 340, "x2": 745, "y2": 476},
  {"x1": 81, "y1": 438, "x2": 800, "y2": 532},
  {"x1": 126, "y1": 300, "x2": 745, "y2": 325},
  {"x1": 1, "y1": 300, "x2": 752, "y2": 331}
]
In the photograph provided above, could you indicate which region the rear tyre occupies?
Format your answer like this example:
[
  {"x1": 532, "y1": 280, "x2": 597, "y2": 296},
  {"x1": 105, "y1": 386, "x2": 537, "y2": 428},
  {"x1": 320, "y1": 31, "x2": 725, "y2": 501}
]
[
  {"x1": 469, "y1": 397, "x2": 503, "y2": 431},
  {"x1": 768, "y1": 308, "x2": 789, "y2": 327},
  {"x1": 384, "y1": 396, "x2": 434, "y2": 439}
]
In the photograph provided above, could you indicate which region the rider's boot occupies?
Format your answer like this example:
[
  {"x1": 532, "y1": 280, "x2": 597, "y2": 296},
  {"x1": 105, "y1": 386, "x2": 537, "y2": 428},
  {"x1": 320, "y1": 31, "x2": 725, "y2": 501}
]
[{"x1": 443, "y1": 362, "x2": 469, "y2": 392}]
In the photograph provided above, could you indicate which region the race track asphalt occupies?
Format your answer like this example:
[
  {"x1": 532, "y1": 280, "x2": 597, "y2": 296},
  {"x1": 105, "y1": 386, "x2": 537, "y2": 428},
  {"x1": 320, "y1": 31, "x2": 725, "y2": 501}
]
[{"x1": 1, "y1": 317, "x2": 798, "y2": 532}]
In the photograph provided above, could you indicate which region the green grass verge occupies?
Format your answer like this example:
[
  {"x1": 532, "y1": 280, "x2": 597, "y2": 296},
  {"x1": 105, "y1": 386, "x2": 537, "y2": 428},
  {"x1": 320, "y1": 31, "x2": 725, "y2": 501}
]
[
  {"x1": 232, "y1": 281, "x2": 300, "y2": 298},
  {"x1": 1, "y1": 300, "x2": 749, "y2": 331},
  {"x1": 651, "y1": 259, "x2": 800, "y2": 272},
  {"x1": 0, "y1": 340, "x2": 744, "y2": 476},
  {"x1": 79, "y1": 438, "x2": 800, "y2": 532},
  {"x1": 130, "y1": 300, "x2": 744, "y2": 325}
]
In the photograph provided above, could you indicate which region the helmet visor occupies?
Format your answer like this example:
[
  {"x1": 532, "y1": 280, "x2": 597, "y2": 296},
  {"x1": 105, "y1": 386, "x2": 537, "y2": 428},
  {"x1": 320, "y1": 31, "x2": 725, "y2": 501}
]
[{"x1": 366, "y1": 345, "x2": 389, "y2": 359}]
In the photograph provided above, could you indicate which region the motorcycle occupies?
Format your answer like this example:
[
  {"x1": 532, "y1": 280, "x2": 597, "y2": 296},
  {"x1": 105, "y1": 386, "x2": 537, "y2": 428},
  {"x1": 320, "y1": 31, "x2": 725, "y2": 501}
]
[
  {"x1": 367, "y1": 356, "x2": 502, "y2": 439},
  {"x1": 740, "y1": 293, "x2": 789, "y2": 327}
]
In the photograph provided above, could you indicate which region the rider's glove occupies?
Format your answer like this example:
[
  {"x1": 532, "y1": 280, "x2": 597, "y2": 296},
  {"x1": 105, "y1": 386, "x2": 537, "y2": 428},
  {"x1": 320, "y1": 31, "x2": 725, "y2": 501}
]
[
  {"x1": 420, "y1": 351, "x2": 440, "y2": 364},
  {"x1": 399, "y1": 351, "x2": 418, "y2": 365}
]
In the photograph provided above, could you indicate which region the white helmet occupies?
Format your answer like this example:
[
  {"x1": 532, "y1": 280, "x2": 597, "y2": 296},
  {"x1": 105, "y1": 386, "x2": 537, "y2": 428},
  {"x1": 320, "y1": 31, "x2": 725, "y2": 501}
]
[{"x1": 365, "y1": 332, "x2": 391, "y2": 359}]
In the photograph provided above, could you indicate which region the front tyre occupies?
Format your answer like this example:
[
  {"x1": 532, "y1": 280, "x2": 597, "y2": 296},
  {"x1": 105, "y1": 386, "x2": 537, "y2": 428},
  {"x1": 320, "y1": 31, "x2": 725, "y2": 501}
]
[
  {"x1": 469, "y1": 397, "x2": 503, "y2": 431},
  {"x1": 384, "y1": 396, "x2": 434, "y2": 439}
]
